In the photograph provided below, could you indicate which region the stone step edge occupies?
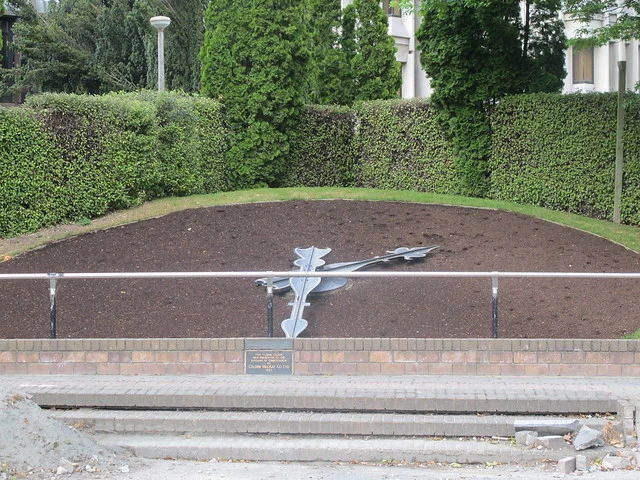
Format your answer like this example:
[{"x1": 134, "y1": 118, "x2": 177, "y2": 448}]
[
  {"x1": 94, "y1": 433, "x2": 615, "y2": 465},
  {"x1": 32, "y1": 392, "x2": 618, "y2": 414},
  {"x1": 50, "y1": 409, "x2": 612, "y2": 438}
]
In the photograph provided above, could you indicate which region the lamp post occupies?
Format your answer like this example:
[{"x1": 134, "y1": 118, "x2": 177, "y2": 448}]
[
  {"x1": 613, "y1": 0, "x2": 626, "y2": 224},
  {"x1": 150, "y1": 16, "x2": 171, "y2": 92},
  {"x1": 614, "y1": 38, "x2": 626, "y2": 224}
]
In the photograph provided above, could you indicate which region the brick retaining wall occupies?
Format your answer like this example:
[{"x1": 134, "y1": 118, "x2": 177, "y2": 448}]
[{"x1": 1, "y1": 338, "x2": 639, "y2": 376}]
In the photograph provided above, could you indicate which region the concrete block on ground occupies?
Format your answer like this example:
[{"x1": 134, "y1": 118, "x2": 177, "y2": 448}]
[
  {"x1": 515, "y1": 430, "x2": 532, "y2": 446},
  {"x1": 602, "y1": 454, "x2": 631, "y2": 470},
  {"x1": 576, "y1": 454, "x2": 589, "y2": 471},
  {"x1": 557, "y1": 456, "x2": 576, "y2": 474},
  {"x1": 526, "y1": 431, "x2": 538, "y2": 446},
  {"x1": 535, "y1": 435, "x2": 567, "y2": 450}
]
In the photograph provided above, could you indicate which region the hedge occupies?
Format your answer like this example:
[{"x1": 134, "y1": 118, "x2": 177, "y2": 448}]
[
  {"x1": 489, "y1": 93, "x2": 640, "y2": 225},
  {"x1": 0, "y1": 92, "x2": 227, "y2": 237},
  {"x1": 281, "y1": 105, "x2": 357, "y2": 187},
  {"x1": 0, "y1": 108, "x2": 65, "y2": 237},
  {"x1": 2, "y1": 92, "x2": 639, "y2": 239},
  {"x1": 350, "y1": 99, "x2": 457, "y2": 193}
]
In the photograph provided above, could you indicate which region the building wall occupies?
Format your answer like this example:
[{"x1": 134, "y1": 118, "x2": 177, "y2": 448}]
[{"x1": 562, "y1": 12, "x2": 640, "y2": 93}]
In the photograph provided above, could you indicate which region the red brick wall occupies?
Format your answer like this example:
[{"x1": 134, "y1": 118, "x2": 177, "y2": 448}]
[{"x1": 0, "y1": 338, "x2": 638, "y2": 376}]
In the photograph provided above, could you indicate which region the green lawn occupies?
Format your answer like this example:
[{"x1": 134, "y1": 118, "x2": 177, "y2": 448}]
[{"x1": 2, "y1": 187, "x2": 639, "y2": 257}]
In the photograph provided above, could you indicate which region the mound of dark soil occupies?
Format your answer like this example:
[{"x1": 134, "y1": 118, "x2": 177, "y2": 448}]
[{"x1": 1, "y1": 201, "x2": 638, "y2": 339}]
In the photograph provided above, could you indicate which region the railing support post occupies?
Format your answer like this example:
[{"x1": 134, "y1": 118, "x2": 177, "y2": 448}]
[
  {"x1": 266, "y1": 276, "x2": 274, "y2": 338},
  {"x1": 491, "y1": 274, "x2": 499, "y2": 339},
  {"x1": 49, "y1": 277, "x2": 57, "y2": 339}
]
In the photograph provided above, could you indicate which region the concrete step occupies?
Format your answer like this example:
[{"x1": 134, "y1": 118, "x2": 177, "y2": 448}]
[
  {"x1": 33, "y1": 389, "x2": 617, "y2": 414},
  {"x1": 92, "y1": 432, "x2": 614, "y2": 465},
  {"x1": 50, "y1": 409, "x2": 612, "y2": 439}
]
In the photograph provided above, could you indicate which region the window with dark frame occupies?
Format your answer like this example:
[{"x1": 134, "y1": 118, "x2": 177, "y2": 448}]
[
  {"x1": 382, "y1": 0, "x2": 401, "y2": 17},
  {"x1": 573, "y1": 47, "x2": 594, "y2": 84}
]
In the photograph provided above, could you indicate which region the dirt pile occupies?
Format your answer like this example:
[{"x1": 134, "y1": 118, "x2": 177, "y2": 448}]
[{"x1": 0, "y1": 388, "x2": 134, "y2": 479}]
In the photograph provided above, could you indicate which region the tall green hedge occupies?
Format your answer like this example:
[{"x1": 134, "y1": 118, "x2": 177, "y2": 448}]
[
  {"x1": 2, "y1": 92, "x2": 639, "y2": 239},
  {"x1": 282, "y1": 100, "x2": 457, "y2": 193},
  {"x1": 131, "y1": 91, "x2": 229, "y2": 195},
  {"x1": 1, "y1": 92, "x2": 227, "y2": 238},
  {"x1": 0, "y1": 108, "x2": 65, "y2": 237},
  {"x1": 489, "y1": 93, "x2": 640, "y2": 225},
  {"x1": 351, "y1": 99, "x2": 457, "y2": 193},
  {"x1": 282, "y1": 105, "x2": 357, "y2": 187}
]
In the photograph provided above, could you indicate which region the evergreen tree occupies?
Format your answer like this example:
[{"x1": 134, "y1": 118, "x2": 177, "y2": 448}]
[
  {"x1": 416, "y1": 0, "x2": 566, "y2": 196},
  {"x1": 306, "y1": 0, "x2": 400, "y2": 105},
  {"x1": 306, "y1": 0, "x2": 347, "y2": 104},
  {"x1": 200, "y1": 0, "x2": 310, "y2": 188},
  {"x1": 416, "y1": 0, "x2": 526, "y2": 196},
  {"x1": 1, "y1": 2, "x2": 4, "y2": 65},
  {"x1": 522, "y1": 0, "x2": 567, "y2": 93},
  {"x1": 338, "y1": 3, "x2": 358, "y2": 104},
  {"x1": 348, "y1": 0, "x2": 401, "y2": 101},
  {"x1": 5, "y1": 0, "x2": 103, "y2": 94},
  {"x1": 94, "y1": 0, "x2": 155, "y2": 91}
]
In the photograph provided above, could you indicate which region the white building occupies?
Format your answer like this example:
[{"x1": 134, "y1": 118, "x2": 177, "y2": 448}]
[
  {"x1": 341, "y1": 1, "x2": 640, "y2": 98},
  {"x1": 562, "y1": 11, "x2": 640, "y2": 93}
]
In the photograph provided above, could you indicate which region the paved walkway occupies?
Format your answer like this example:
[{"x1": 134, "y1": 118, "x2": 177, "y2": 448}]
[{"x1": 3, "y1": 374, "x2": 640, "y2": 411}]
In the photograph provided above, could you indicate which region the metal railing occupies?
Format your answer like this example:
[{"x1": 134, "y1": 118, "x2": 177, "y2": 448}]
[{"x1": 1, "y1": 270, "x2": 639, "y2": 339}]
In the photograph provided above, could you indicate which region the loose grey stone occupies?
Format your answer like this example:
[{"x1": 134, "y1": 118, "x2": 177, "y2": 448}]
[
  {"x1": 574, "y1": 426, "x2": 604, "y2": 451},
  {"x1": 514, "y1": 419, "x2": 582, "y2": 436},
  {"x1": 576, "y1": 454, "x2": 589, "y2": 471},
  {"x1": 515, "y1": 430, "x2": 532, "y2": 446},
  {"x1": 526, "y1": 431, "x2": 538, "y2": 446}
]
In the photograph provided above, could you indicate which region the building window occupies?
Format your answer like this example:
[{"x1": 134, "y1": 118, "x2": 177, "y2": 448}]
[
  {"x1": 381, "y1": 1, "x2": 401, "y2": 17},
  {"x1": 573, "y1": 47, "x2": 594, "y2": 84}
]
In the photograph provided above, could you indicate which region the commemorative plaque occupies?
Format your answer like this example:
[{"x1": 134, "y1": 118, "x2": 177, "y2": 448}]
[{"x1": 245, "y1": 339, "x2": 293, "y2": 375}]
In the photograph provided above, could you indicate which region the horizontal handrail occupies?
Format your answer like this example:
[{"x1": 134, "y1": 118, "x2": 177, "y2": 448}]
[
  {"x1": 1, "y1": 271, "x2": 639, "y2": 280},
  {"x1": 1, "y1": 270, "x2": 637, "y2": 340}
]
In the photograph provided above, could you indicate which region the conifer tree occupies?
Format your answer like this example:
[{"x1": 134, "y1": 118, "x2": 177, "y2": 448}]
[
  {"x1": 347, "y1": 0, "x2": 401, "y2": 101},
  {"x1": 306, "y1": 0, "x2": 347, "y2": 105},
  {"x1": 200, "y1": 0, "x2": 310, "y2": 188},
  {"x1": 95, "y1": 0, "x2": 155, "y2": 91}
]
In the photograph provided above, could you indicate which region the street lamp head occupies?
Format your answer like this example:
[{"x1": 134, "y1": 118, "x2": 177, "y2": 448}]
[{"x1": 150, "y1": 16, "x2": 171, "y2": 31}]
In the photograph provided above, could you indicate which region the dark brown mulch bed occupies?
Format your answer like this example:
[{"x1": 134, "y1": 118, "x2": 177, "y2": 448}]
[{"x1": 1, "y1": 200, "x2": 638, "y2": 339}]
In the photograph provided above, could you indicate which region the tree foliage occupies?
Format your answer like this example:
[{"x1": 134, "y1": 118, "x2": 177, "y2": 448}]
[
  {"x1": 200, "y1": 0, "x2": 310, "y2": 188},
  {"x1": 416, "y1": 0, "x2": 566, "y2": 196},
  {"x1": 306, "y1": 0, "x2": 349, "y2": 105},
  {"x1": 344, "y1": 0, "x2": 402, "y2": 102},
  {"x1": 1, "y1": 2, "x2": 5, "y2": 64},
  {"x1": 1, "y1": 0, "x2": 203, "y2": 96},
  {"x1": 564, "y1": 0, "x2": 640, "y2": 46},
  {"x1": 306, "y1": 0, "x2": 401, "y2": 105},
  {"x1": 4, "y1": 0, "x2": 103, "y2": 94},
  {"x1": 522, "y1": 0, "x2": 567, "y2": 93},
  {"x1": 94, "y1": 0, "x2": 156, "y2": 92}
]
